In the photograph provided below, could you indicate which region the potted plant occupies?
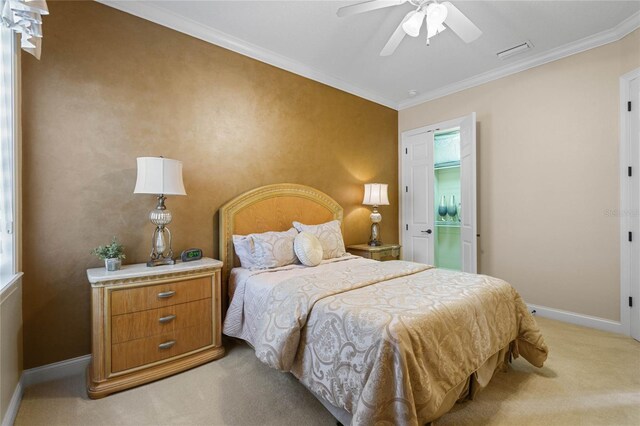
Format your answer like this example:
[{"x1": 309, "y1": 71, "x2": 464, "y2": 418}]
[{"x1": 91, "y1": 237, "x2": 126, "y2": 271}]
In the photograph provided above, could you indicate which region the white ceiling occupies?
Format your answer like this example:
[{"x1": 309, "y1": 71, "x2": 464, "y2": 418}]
[{"x1": 102, "y1": 1, "x2": 640, "y2": 109}]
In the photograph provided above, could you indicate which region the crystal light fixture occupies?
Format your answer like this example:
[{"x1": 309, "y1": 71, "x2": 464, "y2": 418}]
[{"x1": 134, "y1": 157, "x2": 187, "y2": 267}]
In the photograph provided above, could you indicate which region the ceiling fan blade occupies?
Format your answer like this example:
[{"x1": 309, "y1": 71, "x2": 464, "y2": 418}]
[
  {"x1": 337, "y1": 0, "x2": 407, "y2": 18},
  {"x1": 380, "y1": 11, "x2": 412, "y2": 56},
  {"x1": 442, "y1": 1, "x2": 482, "y2": 43}
]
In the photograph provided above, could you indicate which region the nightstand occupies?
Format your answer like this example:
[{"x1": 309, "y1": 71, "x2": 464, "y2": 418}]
[
  {"x1": 86, "y1": 258, "x2": 225, "y2": 398},
  {"x1": 346, "y1": 244, "x2": 401, "y2": 261}
]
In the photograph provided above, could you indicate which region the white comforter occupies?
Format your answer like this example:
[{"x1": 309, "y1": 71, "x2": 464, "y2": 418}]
[
  {"x1": 224, "y1": 255, "x2": 371, "y2": 345},
  {"x1": 223, "y1": 257, "x2": 548, "y2": 425}
]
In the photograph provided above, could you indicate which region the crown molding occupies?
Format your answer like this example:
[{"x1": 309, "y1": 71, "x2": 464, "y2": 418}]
[
  {"x1": 98, "y1": 1, "x2": 639, "y2": 112},
  {"x1": 96, "y1": 0, "x2": 397, "y2": 110},
  {"x1": 398, "y1": 10, "x2": 640, "y2": 110}
]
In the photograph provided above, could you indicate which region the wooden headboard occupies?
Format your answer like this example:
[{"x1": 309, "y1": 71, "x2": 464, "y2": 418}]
[{"x1": 218, "y1": 183, "x2": 343, "y2": 300}]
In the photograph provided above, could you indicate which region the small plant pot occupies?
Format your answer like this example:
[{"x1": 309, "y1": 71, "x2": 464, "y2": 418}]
[{"x1": 105, "y1": 258, "x2": 121, "y2": 272}]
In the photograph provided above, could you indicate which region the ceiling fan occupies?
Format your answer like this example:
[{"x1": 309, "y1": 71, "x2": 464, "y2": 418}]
[{"x1": 337, "y1": 0, "x2": 482, "y2": 56}]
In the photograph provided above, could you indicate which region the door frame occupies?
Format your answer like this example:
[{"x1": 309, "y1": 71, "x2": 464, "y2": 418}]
[
  {"x1": 399, "y1": 114, "x2": 475, "y2": 267},
  {"x1": 620, "y1": 67, "x2": 640, "y2": 338}
]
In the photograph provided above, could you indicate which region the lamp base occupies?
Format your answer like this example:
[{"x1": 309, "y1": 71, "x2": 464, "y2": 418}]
[
  {"x1": 146, "y1": 196, "x2": 176, "y2": 268},
  {"x1": 146, "y1": 257, "x2": 176, "y2": 267},
  {"x1": 368, "y1": 222, "x2": 382, "y2": 246},
  {"x1": 368, "y1": 206, "x2": 383, "y2": 246}
]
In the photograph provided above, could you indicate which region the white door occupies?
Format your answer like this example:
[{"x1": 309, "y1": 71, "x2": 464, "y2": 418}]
[
  {"x1": 401, "y1": 129, "x2": 434, "y2": 264},
  {"x1": 629, "y1": 76, "x2": 639, "y2": 341},
  {"x1": 401, "y1": 113, "x2": 477, "y2": 272},
  {"x1": 460, "y1": 113, "x2": 478, "y2": 273}
]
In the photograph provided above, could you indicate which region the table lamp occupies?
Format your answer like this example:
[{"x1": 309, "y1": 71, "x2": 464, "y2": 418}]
[
  {"x1": 134, "y1": 157, "x2": 186, "y2": 267},
  {"x1": 363, "y1": 183, "x2": 389, "y2": 246}
]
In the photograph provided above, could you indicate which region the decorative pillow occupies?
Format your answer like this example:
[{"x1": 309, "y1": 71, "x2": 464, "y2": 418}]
[
  {"x1": 232, "y1": 235, "x2": 257, "y2": 269},
  {"x1": 250, "y1": 228, "x2": 298, "y2": 270},
  {"x1": 294, "y1": 232, "x2": 323, "y2": 267},
  {"x1": 292, "y1": 220, "x2": 346, "y2": 260}
]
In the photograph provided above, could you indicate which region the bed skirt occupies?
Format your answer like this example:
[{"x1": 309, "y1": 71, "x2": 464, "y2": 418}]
[{"x1": 312, "y1": 343, "x2": 512, "y2": 425}]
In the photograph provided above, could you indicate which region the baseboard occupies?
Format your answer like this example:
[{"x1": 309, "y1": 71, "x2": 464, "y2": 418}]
[
  {"x1": 22, "y1": 354, "x2": 91, "y2": 388},
  {"x1": 527, "y1": 303, "x2": 625, "y2": 335},
  {"x1": 0, "y1": 355, "x2": 91, "y2": 425},
  {"x1": 1, "y1": 378, "x2": 23, "y2": 426}
]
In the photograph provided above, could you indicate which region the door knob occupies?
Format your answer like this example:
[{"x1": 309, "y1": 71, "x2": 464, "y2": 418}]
[{"x1": 421, "y1": 229, "x2": 432, "y2": 234}]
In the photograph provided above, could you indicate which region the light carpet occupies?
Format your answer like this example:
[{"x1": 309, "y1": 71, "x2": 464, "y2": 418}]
[{"x1": 14, "y1": 317, "x2": 640, "y2": 425}]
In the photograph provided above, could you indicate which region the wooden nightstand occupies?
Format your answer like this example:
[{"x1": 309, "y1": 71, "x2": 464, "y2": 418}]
[
  {"x1": 346, "y1": 244, "x2": 401, "y2": 261},
  {"x1": 86, "y1": 258, "x2": 225, "y2": 398}
]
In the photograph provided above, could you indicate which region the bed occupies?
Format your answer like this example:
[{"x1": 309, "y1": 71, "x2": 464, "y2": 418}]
[{"x1": 220, "y1": 183, "x2": 548, "y2": 425}]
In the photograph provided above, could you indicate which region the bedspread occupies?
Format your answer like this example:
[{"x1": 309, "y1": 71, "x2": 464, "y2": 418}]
[{"x1": 224, "y1": 260, "x2": 548, "y2": 425}]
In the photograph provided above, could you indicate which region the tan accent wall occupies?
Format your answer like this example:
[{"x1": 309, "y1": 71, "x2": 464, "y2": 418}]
[
  {"x1": 21, "y1": 1, "x2": 398, "y2": 368},
  {"x1": 400, "y1": 29, "x2": 640, "y2": 322},
  {"x1": 0, "y1": 278, "x2": 23, "y2": 423}
]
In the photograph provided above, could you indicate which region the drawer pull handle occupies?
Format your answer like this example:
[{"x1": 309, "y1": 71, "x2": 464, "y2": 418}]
[
  {"x1": 159, "y1": 314, "x2": 176, "y2": 324},
  {"x1": 157, "y1": 290, "x2": 176, "y2": 299},
  {"x1": 158, "y1": 340, "x2": 176, "y2": 350}
]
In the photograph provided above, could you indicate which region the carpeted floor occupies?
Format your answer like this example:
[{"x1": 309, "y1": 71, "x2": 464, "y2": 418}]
[{"x1": 14, "y1": 317, "x2": 640, "y2": 425}]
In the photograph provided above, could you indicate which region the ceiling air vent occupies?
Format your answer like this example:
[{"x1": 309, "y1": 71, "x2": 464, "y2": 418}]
[{"x1": 496, "y1": 41, "x2": 533, "y2": 60}]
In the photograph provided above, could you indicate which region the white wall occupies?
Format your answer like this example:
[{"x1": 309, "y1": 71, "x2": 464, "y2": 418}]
[
  {"x1": 0, "y1": 278, "x2": 22, "y2": 425},
  {"x1": 399, "y1": 29, "x2": 640, "y2": 322}
]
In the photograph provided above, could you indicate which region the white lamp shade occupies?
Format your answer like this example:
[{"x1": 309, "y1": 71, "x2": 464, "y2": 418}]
[
  {"x1": 134, "y1": 157, "x2": 187, "y2": 196},
  {"x1": 363, "y1": 183, "x2": 389, "y2": 206},
  {"x1": 426, "y1": 2, "x2": 448, "y2": 39},
  {"x1": 426, "y1": 2, "x2": 448, "y2": 26},
  {"x1": 402, "y1": 10, "x2": 425, "y2": 37}
]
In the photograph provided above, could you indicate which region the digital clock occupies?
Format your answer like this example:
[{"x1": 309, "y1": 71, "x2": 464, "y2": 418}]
[{"x1": 180, "y1": 248, "x2": 203, "y2": 262}]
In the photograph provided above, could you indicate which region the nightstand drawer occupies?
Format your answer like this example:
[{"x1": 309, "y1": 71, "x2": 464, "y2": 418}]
[
  {"x1": 111, "y1": 277, "x2": 211, "y2": 315},
  {"x1": 372, "y1": 247, "x2": 400, "y2": 261},
  {"x1": 112, "y1": 298, "x2": 212, "y2": 344},
  {"x1": 111, "y1": 323, "x2": 213, "y2": 373}
]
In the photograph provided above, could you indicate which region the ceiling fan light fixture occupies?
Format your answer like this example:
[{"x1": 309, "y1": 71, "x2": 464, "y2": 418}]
[
  {"x1": 402, "y1": 10, "x2": 425, "y2": 37},
  {"x1": 424, "y1": 2, "x2": 448, "y2": 43},
  {"x1": 427, "y1": 22, "x2": 447, "y2": 40},
  {"x1": 341, "y1": 0, "x2": 482, "y2": 57},
  {"x1": 426, "y1": 3, "x2": 448, "y2": 27}
]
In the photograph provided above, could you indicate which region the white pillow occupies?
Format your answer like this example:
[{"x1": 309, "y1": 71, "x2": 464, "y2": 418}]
[
  {"x1": 294, "y1": 232, "x2": 323, "y2": 267},
  {"x1": 251, "y1": 228, "x2": 298, "y2": 270},
  {"x1": 232, "y1": 235, "x2": 257, "y2": 269},
  {"x1": 232, "y1": 228, "x2": 298, "y2": 270},
  {"x1": 292, "y1": 220, "x2": 346, "y2": 260}
]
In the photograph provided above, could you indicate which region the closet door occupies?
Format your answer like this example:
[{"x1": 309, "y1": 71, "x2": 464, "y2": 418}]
[
  {"x1": 401, "y1": 113, "x2": 477, "y2": 271},
  {"x1": 401, "y1": 129, "x2": 434, "y2": 265},
  {"x1": 459, "y1": 113, "x2": 477, "y2": 273}
]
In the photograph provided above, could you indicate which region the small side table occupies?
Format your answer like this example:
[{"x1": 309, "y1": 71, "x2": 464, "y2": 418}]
[{"x1": 346, "y1": 243, "x2": 401, "y2": 261}]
